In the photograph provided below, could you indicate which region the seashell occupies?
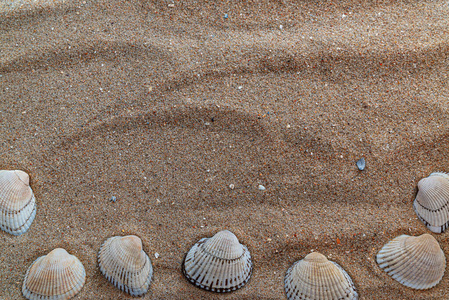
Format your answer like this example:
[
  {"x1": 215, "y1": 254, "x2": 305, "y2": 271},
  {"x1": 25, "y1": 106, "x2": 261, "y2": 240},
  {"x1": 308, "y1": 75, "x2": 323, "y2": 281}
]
[
  {"x1": 182, "y1": 230, "x2": 252, "y2": 293},
  {"x1": 22, "y1": 248, "x2": 86, "y2": 300},
  {"x1": 284, "y1": 252, "x2": 358, "y2": 300},
  {"x1": 98, "y1": 235, "x2": 153, "y2": 296},
  {"x1": 0, "y1": 170, "x2": 36, "y2": 235},
  {"x1": 413, "y1": 172, "x2": 449, "y2": 233},
  {"x1": 376, "y1": 234, "x2": 445, "y2": 290}
]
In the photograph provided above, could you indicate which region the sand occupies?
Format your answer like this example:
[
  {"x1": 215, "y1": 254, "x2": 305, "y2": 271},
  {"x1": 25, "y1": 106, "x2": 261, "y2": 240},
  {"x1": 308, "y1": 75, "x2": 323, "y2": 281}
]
[{"x1": 1, "y1": 0, "x2": 449, "y2": 299}]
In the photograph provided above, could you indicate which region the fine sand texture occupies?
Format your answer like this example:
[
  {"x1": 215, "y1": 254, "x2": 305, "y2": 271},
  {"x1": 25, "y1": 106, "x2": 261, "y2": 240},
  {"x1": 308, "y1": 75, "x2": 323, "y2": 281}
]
[{"x1": 1, "y1": 0, "x2": 449, "y2": 299}]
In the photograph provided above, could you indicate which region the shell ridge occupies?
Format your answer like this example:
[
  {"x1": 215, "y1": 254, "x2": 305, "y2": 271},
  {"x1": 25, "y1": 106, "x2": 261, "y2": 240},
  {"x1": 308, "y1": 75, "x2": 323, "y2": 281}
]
[
  {"x1": 430, "y1": 172, "x2": 449, "y2": 178},
  {"x1": 0, "y1": 170, "x2": 36, "y2": 235},
  {"x1": 22, "y1": 249, "x2": 85, "y2": 299},
  {"x1": 404, "y1": 236, "x2": 439, "y2": 282},
  {"x1": 0, "y1": 177, "x2": 20, "y2": 208},
  {"x1": 413, "y1": 201, "x2": 448, "y2": 233},
  {"x1": 381, "y1": 242, "x2": 415, "y2": 275},
  {"x1": 236, "y1": 247, "x2": 252, "y2": 290},
  {"x1": 202, "y1": 243, "x2": 246, "y2": 262},
  {"x1": 201, "y1": 247, "x2": 218, "y2": 290},
  {"x1": 414, "y1": 174, "x2": 449, "y2": 233},
  {"x1": 183, "y1": 250, "x2": 198, "y2": 279},
  {"x1": 182, "y1": 231, "x2": 252, "y2": 293},
  {"x1": 125, "y1": 256, "x2": 152, "y2": 294},
  {"x1": 323, "y1": 261, "x2": 342, "y2": 298},
  {"x1": 328, "y1": 262, "x2": 343, "y2": 298},
  {"x1": 0, "y1": 170, "x2": 33, "y2": 211},
  {"x1": 1, "y1": 194, "x2": 36, "y2": 235},
  {"x1": 183, "y1": 244, "x2": 199, "y2": 279},
  {"x1": 213, "y1": 252, "x2": 226, "y2": 291},
  {"x1": 193, "y1": 243, "x2": 219, "y2": 290},
  {"x1": 414, "y1": 195, "x2": 449, "y2": 213},
  {"x1": 335, "y1": 262, "x2": 358, "y2": 299},
  {"x1": 98, "y1": 236, "x2": 152, "y2": 296},
  {"x1": 415, "y1": 176, "x2": 449, "y2": 211},
  {"x1": 191, "y1": 245, "x2": 210, "y2": 287},
  {"x1": 284, "y1": 253, "x2": 357, "y2": 300},
  {"x1": 327, "y1": 262, "x2": 343, "y2": 298},
  {"x1": 377, "y1": 234, "x2": 445, "y2": 290}
]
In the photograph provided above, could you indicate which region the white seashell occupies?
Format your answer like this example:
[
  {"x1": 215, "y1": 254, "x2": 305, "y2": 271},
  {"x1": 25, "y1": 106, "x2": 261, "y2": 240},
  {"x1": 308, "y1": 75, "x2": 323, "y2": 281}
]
[
  {"x1": 284, "y1": 252, "x2": 358, "y2": 300},
  {"x1": 98, "y1": 235, "x2": 153, "y2": 296},
  {"x1": 413, "y1": 172, "x2": 449, "y2": 233},
  {"x1": 376, "y1": 234, "x2": 445, "y2": 290},
  {"x1": 0, "y1": 170, "x2": 36, "y2": 235},
  {"x1": 22, "y1": 248, "x2": 86, "y2": 300},
  {"x1": 182, "y1": 230, "x2": 252, "y2": 293}
]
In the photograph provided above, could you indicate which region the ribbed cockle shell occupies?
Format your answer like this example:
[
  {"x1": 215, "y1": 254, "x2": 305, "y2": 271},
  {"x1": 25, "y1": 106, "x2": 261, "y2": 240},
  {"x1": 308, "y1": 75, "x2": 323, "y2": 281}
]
[
  {"x1": 182, "y1": 230, "x2": 252, "y2": 293},
  {"x1": 284, "y1": 252, "x2": 358, "y2": 300},
  {"x1": 413, "y1": 172, "x2": 449, "y2": 233},
  {"x1": 22, "y1": 248, "x2": 86, "y2": 300},
  {"x1": 376, "y1": 234, "x2": 445, "y2": 290},
  {"x1": 98, "y1": 235, "x2": 153, "y2": 296},
  {"x1": 0, "y1": 170, "x2": 36, "y2": 235}
]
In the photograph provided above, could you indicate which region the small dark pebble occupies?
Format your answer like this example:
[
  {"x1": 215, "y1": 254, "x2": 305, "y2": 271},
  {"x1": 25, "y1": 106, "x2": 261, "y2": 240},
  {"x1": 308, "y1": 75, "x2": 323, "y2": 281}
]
[{"x1": 356, "y1": 158, "x2": 365, "y2": 171}]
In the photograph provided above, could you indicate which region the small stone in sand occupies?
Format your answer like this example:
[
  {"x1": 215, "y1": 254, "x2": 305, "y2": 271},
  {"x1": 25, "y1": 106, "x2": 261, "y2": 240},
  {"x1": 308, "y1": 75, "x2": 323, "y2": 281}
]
[
  {"x1": 356, "y1": 158, "x2": 366, "y2": 171},
  {"x1": 229, "y1": 184, "x2": 235, "y2": 189},
  {"x1": 110, "y1": 196, "x2": 116, "y2": 202},
  {"x1": 154, "y1": 252, "x2": 160, "y2": 258},
  {"x1": 258, "y1": 185, "x2": 266, "y2": 191}
]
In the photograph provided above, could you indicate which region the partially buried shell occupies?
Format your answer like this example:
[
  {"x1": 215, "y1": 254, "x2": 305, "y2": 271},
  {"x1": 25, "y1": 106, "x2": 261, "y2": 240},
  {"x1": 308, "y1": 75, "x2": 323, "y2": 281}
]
[
  {"x1": 413, "y1": 172, "x2": 449, "y2": 233},
  {"x1": 284, "y1": 252, "x2": 358, "y2": 300},
  {"x1": 376, "y1": 234, "x2": 445, "y2": 290},
  {"x1": 182, "y1": 230, "x2": 252, "y2": 293},
  {"x1": 0, "y1": 170, "x2": 36, "y2": 235},
  {"x1": 22, "y1": 248, "x2": 86, "y2": 300},
  {"x1": 98, "y1": 235, "x2": 153, "y2": 296}
]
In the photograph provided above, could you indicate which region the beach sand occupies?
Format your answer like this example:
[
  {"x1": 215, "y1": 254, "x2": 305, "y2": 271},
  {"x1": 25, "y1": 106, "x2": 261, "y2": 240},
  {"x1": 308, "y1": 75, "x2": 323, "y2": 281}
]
[{"x1": 1, "y1": 0, "x2": 449, "y2": 299}]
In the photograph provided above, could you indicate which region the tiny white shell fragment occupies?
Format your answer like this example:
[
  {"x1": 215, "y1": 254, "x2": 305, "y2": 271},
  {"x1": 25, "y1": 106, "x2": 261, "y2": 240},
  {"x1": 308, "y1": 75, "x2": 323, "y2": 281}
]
[
  {"x1": 413, "y1": 172, "x2": 449, "y2": 233},
  {"x1": 0, "y1": 170, "x2": 36, "y2": 235},
  {"x1": 22, "y1": 248, "x2": 86, "y2": 300},
  {"x1": 376, "y1": 234, "x2": 445, "y2": 290},
  {"x1": 284, "y1": 252, "x2": 358, "y2": 300},
  {"x1": 183, "y1": 230, "x2": 252, "y2": 293},
  {"x1": 98, "y1": 235, "x2": 153, "y2": 296}
]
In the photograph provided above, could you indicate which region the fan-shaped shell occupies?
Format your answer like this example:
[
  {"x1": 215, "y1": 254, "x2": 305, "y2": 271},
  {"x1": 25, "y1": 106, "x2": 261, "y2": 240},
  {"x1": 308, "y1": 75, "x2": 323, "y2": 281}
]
[
  {"x1": 182, "y1": 230, "x2": 252, "y2": 293},
  {"x1": 98, "y1": 235, "x2": 153, "y2": 296},
  {"x1": 413, "y1": 172, "x2": 449, "y2": 233},
  {"x1": 376, "y1": 234, "x2": 445, "y2": 290},
  {"x1": 22, "y1": 248, "x2": 86, "y2": 300},
  {"x1": 284, "y1": 252, "x2": 358, "y2": 300},
  {"x1": 0, "y1": 170, "x2": 36, "y2": 235}
]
